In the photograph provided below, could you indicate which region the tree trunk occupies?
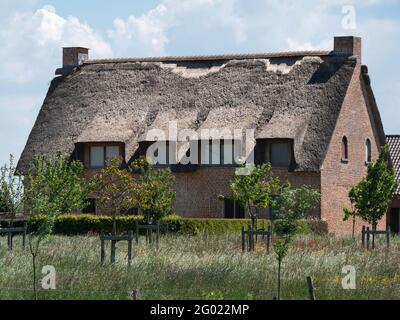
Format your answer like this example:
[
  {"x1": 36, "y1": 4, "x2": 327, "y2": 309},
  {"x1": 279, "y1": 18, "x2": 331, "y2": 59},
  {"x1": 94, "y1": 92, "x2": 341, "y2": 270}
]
[
  {"x1": 277, "y1": 256, "x2": 282, "y2": 300},
  {"x1": 352, "y1": 215, "x2": 355, "y2": 240},
  {"x1": 112, "y1": 216, "x2": 117, "y2": 236},
  {"x1": 372, "y1": 223, "x2": 376, "y2": 249}
]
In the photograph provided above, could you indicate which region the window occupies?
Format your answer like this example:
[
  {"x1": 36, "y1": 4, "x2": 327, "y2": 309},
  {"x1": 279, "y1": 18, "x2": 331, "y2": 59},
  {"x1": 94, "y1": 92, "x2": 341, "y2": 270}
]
[
  {"x1": 341, "y1": 136, "x2": 348, "y2": 161},
  {"x1": 224, "y1": 199, "x2": 245, "y2": 219},
  {"x1": 365, "y1": 139, "x2": 371, "y2": 163},
  {"x1": 82, "y1": 198, "x2": 96, "y2": 214},
  {"x1": 87, "y1": 144, "x2": 123, "y2": 168},
  {"x1": 270, "y1": 143, "x2": 291, "y2": 166}
]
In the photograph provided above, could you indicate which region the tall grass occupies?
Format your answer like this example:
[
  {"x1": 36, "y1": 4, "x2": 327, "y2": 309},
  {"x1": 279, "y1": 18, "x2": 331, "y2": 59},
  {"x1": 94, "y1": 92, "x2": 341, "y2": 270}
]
[{"x1": 0, "y1": 233, "x2": 399, "y2": 300}]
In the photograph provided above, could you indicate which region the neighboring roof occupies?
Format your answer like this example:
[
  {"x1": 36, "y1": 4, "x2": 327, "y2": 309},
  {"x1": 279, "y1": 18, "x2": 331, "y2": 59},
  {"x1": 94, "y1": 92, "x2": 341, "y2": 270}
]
[
  {"x1": 17, "y1": 50, "x2": 358, "y2": 173},
  {"x1": 387, "y1": 135, "x2": 400, "y2": 195}
]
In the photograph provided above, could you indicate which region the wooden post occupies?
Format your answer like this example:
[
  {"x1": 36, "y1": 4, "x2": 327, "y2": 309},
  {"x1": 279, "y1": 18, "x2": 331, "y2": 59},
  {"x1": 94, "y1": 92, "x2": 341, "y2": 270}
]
[
  {"x1": 130, "y1": 288, "x2": 140, "y2": 300},
  {"x1": 128, "y1": 231, "x2": 133, "y2": 266},
  {"x1": 306, "y1": 276, "x2": 316, "y2": 300},
  {"x1": 7, "y1": 230, "x2": 12, "y2": 250},
  {"x1": 100, "y1": 236, "x2": 105, "y2": 265},
  {"x1": 110, "y1": 240, "x2": 116, "y2": 264},
  {"x1": 266, "y1": 225, "x2": 271, "y2": 255},
  {"x1": 135, "y1": 221, "x2": 139, "y2": 244},
  {"x1": 149, "y1": 228, "x2": 153, "y2": 244},
  {"x1": 145, "y1": 229, "x2": 149, "y2": 244},
  {"x1": 156, "y1": 221, "x2": 160, "y2": 249},
  {"x1": 22, "y1": 222, "x2": 27, "y2": 248},
  {"x1": 361, "y1": 226, "x2": 365, "y2": 248},
  {"x1": 366, "y1": 227, "x2": 370, "y2": 250},
  {"x1": 387, "y1": 226, "x2": 391, "y2": 249},
  {"x1": 241, "y1": 226, "x2": 245, "y2": 252}
]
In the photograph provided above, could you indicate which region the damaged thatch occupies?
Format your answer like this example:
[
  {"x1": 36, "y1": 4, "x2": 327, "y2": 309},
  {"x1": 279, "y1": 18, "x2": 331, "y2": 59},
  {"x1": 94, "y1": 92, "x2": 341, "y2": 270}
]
[{"x1": 18, "y1": 51, "x2": 359, "y2": 173}]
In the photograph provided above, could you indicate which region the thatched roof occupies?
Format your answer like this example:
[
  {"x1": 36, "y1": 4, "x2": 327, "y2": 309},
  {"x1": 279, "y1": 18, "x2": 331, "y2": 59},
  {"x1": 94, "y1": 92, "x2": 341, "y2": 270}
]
[
  {"x1": 387, "y1": 135, "x2": 400, "y2": 196},
  {"x1": 18, "y1": 49, "x2": 369, "y2": 173}
]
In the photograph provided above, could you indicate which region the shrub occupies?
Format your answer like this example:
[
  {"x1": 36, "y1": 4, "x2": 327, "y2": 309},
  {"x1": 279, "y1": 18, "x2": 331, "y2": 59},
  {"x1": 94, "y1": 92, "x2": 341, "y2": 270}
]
[{"x1": 24, "y1": 214, "x2": 328, "y2": 236}]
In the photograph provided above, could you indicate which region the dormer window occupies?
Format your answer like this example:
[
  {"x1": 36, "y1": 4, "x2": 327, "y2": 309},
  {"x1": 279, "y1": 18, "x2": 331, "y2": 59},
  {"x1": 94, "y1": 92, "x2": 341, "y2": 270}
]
[
  {"x1": 80, "y1": 143, "x2": 124, "y2": 168},
  {"x1": 254, "y1": 139, "x2": 293, "y2": 168}
]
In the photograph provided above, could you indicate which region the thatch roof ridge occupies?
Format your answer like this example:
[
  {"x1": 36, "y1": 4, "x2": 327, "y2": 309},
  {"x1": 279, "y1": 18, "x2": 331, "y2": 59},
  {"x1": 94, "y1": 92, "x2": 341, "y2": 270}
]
[{"x1": 86, "y1": 50, "x2": 333, "y2": 64}]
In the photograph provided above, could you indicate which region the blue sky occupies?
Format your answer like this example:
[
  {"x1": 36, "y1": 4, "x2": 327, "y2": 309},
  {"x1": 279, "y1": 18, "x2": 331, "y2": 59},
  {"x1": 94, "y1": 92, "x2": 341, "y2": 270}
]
[{"x1": 0, "y1": 0, "x2": 399, "y2": 166}]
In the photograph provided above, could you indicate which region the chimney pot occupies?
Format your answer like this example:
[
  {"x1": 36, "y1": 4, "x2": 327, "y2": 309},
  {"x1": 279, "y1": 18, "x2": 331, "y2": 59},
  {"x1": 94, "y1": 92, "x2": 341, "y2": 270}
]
[{"x1": 63, "y1": 47, "x2": 89, "y2": 68}]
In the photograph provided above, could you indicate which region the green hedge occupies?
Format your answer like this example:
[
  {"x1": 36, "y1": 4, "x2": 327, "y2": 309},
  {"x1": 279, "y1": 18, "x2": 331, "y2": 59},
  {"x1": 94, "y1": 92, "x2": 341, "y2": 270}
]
[{"x1": 24, "y1": 214, "x2": 328, "y2": 236}]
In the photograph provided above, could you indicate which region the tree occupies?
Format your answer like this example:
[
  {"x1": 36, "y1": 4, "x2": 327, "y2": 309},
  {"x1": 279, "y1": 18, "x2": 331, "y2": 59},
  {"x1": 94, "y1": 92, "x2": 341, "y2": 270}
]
[
  {"x1": 226, "y1": 163, "x2": 285, "y2": 228},
  {"x1": 24, "y1": 154, "x2": 88, "y2": 299},
  {"x1": 130, "y1": 157, "x2": 175, "y2": 224},
  {"x1": 272, "y1": 185, "x2": 320, "y2": 300},
  {"x1": 90, "y1": 157, "x2": 136, "y2": 235},
  {"x1": 343, "y1": 145, "x2": 397, "y2": 247},
  {"x1": 0, "y1": 155, "x2": 24, "y2": 225}
]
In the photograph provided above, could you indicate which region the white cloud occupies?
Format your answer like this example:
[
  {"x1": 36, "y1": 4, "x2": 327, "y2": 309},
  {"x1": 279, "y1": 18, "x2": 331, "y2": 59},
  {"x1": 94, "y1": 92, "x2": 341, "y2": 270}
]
[
  {"x1": 108, "y1": 0, "x2": 246, "y2": 56},
  {"x1": 0, "y1": 5, "x2": 113, "y2": 84}
]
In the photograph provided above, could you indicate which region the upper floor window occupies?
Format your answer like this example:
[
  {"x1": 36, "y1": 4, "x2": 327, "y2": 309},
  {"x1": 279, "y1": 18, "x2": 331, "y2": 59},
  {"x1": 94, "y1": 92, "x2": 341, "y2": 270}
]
[
  {"x1": 365, "y1": 139, "x2": 372, "y2": 163},
  {"x1": 341, "y1": 136, "x2": 348, "y2": 161},
  {"x1": 84, "y1": 143, "x2": 124, "y2": 168},
  {"x1": 270, "y1": 143, "x2": 291, "y2": 167}
]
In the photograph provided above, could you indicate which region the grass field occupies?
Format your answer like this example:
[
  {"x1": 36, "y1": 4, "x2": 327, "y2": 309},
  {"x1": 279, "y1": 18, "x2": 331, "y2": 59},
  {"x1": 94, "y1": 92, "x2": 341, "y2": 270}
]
[{"x1": 0, "y1": 233, "x2": 399, "y2": 300}]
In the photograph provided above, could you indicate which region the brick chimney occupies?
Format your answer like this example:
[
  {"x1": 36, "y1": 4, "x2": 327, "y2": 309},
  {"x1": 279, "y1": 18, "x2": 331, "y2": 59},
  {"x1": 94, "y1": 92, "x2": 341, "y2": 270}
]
[
  {"x1": 334, "y1": 36, "x2": 361, "y2": 62},
  {"x1": 62, "y1": 47, "x2": 89, "y2": 68}
]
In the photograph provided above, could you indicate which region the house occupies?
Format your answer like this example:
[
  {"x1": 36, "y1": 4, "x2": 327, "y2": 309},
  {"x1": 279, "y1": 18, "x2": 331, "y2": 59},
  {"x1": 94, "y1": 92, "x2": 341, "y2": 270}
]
[
  {"x1": 387, "y1": 135, "x2": 400, "y2": 233},
  {"x1": 17, "y1": 36, "x2": 387, "y2": 234}
]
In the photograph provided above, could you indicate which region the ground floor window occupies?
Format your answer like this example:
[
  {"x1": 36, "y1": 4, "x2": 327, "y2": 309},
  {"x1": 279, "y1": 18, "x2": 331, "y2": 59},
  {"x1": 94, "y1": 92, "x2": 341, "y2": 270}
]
[
  {"x1": 389, "y1": 208, "x2": 400, "y2": 234},
  {"x1": 82, "y1": 198, "x2": 96, "y2": 214},
  {"x1": 223, "y1": 199, "x2": 245, "y2": 219}
]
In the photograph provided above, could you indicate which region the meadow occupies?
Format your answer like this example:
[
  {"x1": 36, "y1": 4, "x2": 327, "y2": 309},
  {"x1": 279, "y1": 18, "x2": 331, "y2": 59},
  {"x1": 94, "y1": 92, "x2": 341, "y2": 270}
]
[{"x1": 0, "y1": 233, "x2": 399, "y2": 300}]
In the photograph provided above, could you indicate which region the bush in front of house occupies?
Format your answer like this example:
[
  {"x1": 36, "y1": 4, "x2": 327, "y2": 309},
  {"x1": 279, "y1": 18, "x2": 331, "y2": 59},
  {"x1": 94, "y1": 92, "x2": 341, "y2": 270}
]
[{"x1": 25, "y1": 214, "x2": 328, "y2": 236}]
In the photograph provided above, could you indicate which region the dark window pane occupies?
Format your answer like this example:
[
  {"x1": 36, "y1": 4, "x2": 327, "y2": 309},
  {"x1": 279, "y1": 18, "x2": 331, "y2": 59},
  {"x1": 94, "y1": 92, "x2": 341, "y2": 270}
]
[
  {"x1": 271, "y1": 143, "x2": 290, "y2": 166},
  {"x1": 224, "y1": 199, "x2": 234, "y2": 218},
  {"x1": 235, "y1": 201, "x2": 245, "y2": 218},
  {"x1": 82, "y1": 198, "x2": 96, "y2": 214}
]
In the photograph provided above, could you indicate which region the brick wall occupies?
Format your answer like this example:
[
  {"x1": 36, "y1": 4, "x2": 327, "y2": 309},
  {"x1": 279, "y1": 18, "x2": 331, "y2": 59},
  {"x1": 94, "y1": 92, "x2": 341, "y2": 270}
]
[
  {"x1": 320, "y1": 59, "x2": 384, "y2": 234},
  {"x1": 173, "y1": 166, "x2": 320, "y2": 218}
]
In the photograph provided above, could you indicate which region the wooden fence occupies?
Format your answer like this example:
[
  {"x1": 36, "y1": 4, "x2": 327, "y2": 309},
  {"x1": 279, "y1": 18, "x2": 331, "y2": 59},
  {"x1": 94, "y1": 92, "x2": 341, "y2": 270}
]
[
  {"x1": 361, "y1": 226, "x2": 391, "y2": 250},
  {"x1": 241, "y1": 225, "x2": 272, "y2": 254},
  {"x1": 0, "y1": 222, "x2": 27, "y2": 250}
]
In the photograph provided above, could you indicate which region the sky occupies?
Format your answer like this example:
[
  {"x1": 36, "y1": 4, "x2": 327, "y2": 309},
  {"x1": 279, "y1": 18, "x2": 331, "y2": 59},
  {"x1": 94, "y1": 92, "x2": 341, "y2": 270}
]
[{"x1": 0, "y1": 0, "x2": 399, "y2": 166}]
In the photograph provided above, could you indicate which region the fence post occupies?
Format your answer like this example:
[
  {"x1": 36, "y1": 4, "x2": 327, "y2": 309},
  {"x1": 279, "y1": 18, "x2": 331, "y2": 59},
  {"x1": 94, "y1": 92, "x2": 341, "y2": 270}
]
[
  {"x1": 366, "y1": 227, "x2": 370, "y2": 250},
  {"x1": 156, "y1": 221, "x2": 160, "y2": 249},
  {"x1": 100, "y1": 236, "x2": 105, "y2": 265},
  {"x1": 361, "y1": 226, "x2": 365, "y2": 248},
  {"x1": 306, "y1": 276, "x2": 316, "y2": 300},
  {"x1": 22, "y1": 222, "x2": 27, "y2": 248},
  {"x1": 387, "y1": 226, "x2": 391, "y2": 249},
  {"x1": 7, "y1": 230, "x2": 12, "y2": 251},
  {"x1": 128, "y1": 231, "x2": 133, "y2": 266},
  {"x1": 241, "y1": 226, "x2": 245, "y2": 252},
  {"x1": 130, "y1": 288, "x2": 140, "y2": 300},
  {"x1": 110, "y1": 240, "x2": 116, "y2": 264},
  {"x1": 135, "y1": 221, "x2": 139, "y2": 244},
  {"x1": 266, "y1": 225, "x2": 271, "y2": 255}
]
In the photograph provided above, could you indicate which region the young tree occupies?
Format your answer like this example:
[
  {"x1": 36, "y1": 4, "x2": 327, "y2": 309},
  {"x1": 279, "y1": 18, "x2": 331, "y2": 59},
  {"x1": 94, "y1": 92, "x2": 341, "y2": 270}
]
[
  {"x1": 130, "y1": 157, "x2": 175, "y2": 224},
  {"x1": 0, "y1": 155, "x2": 24, "y2": 225},
  {"x1": 90, "y1": 157, "x2": 136, "y2": 235},
  {"x1": 226, "y1": 163, "x2": 285, "y2": 228},
  {"x1": 272, "y1": 185, "x2": 320, "y2": 300},
  {"x1": 343, "y1": 145, "x2": 397, "y2": 247},
  {"x1": 24, "y1": 154, "x2": 88, "y2": 299}
]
